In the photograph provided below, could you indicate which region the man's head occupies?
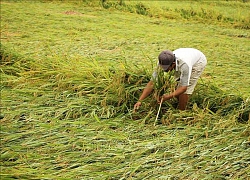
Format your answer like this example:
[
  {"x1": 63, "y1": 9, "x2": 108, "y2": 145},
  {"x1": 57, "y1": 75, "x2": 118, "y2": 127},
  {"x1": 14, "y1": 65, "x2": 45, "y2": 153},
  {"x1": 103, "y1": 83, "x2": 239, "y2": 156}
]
[{"x1": 158, "y1": 50, "x2": 175, "y2": 72}]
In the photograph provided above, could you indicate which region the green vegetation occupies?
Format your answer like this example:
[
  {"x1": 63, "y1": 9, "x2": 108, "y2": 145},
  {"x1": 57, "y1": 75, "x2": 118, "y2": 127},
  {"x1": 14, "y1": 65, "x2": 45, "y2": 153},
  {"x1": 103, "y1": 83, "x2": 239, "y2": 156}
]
[
  {"x1": 1, "y1": 0, "x2": 249, "y2": 179},
  {"x1": 101, "y1": 0, "x2": 250, "y2": 29}
]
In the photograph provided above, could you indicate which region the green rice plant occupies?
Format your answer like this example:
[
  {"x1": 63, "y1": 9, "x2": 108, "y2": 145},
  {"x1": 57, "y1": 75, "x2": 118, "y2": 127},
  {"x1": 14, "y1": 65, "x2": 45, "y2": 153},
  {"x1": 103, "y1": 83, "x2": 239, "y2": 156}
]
[
  {"x1": 0, "y1": 44, "x2": 35, "y2": 77},
  {"x1": 191, "y1": 82, "x2": 249, "y2": 122},
  {"x1": 2, "y1": 45, "x2": 248, "y2": 122}
]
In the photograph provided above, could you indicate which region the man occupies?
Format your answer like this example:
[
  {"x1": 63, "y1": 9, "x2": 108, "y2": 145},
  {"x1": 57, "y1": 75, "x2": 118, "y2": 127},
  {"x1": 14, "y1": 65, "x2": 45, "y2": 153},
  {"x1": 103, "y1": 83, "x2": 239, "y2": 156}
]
[{"x1": 134, "y1": 48, "x2": 207, "y2": 111}]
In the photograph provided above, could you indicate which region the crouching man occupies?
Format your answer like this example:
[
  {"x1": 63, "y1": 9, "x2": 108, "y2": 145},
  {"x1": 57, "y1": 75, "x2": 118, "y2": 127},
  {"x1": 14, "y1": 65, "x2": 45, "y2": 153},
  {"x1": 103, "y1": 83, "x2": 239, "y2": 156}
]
[{"x1": 134, "y1": 48, "x2": 207, "y2": 111}]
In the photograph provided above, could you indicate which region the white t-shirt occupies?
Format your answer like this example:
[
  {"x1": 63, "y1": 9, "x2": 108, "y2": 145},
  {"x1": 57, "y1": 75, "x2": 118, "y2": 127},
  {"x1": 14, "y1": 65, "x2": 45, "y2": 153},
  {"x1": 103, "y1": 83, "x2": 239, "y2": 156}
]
[{"x1": 152, "y1": 48, "x2": 205, "y2": 86}]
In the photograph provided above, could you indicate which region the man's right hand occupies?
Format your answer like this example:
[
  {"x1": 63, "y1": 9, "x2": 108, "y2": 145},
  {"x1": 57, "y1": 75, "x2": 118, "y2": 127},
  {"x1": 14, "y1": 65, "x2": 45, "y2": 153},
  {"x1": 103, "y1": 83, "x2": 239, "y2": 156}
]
[{"x1": 133, "y1": 101, "x2": 142, "y2": 112}]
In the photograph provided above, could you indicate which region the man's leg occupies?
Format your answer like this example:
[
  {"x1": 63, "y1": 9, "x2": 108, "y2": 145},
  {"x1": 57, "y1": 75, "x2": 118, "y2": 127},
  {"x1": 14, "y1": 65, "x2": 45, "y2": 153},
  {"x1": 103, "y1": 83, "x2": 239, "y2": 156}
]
[
  {"x1": 178, "y1": 94, "x2": 189, "y2": 110},
  {"x1": 178, "y1": 56, "x2": 206, "y2": 110}
]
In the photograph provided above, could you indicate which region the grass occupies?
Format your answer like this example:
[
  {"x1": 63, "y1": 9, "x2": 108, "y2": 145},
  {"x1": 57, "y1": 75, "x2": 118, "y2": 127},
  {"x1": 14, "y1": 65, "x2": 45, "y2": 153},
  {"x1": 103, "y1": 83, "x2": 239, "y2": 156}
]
[
  {"x1": 102, "y1": 0, "x2": 250, "y2": 29},
  {"x1": 1, "y1": 0, "x2": 250, "y2": 179}
]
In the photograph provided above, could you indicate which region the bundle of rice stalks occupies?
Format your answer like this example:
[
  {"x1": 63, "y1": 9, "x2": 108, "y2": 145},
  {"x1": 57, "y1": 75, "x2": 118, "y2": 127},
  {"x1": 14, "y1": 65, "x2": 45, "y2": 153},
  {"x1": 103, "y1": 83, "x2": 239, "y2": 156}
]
[
  {"x1": 152, "y1": 67, "x2": 176, "y2": 100},
  {"x1": 150, "y1": 67, "x2": 177, "y2": 124}
]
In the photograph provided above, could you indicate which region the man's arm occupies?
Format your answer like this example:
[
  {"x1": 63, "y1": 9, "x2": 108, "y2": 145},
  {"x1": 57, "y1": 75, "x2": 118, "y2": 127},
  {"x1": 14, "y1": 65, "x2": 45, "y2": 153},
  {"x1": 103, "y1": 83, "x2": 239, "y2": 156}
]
[
  {"x1": 138, "y1": 81, "x2": 154, "y2": 101},
  {"x1": 161, "y1": 62, "x2": 189, "y2": 102},
  {"x1": 133, "y1": 81, "x2": 154, "y2": 111},
  {"x1": 161, "y1": 86, "x2": 187, "y2": 102}
]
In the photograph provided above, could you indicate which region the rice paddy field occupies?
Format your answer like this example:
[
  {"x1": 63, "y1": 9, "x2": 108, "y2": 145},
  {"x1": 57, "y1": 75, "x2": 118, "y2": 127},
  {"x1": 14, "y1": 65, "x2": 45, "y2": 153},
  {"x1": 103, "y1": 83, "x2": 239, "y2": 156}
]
[{"x1": 1, "y1": 0, "x2": 250, "y2": 179}]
